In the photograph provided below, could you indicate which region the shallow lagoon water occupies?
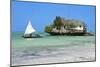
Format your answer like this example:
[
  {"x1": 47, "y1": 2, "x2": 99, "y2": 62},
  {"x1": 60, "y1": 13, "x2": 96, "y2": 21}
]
[
  {"x1": 12, "y1": 32, "x2": 95, "y2": 48},
  {"x1": 11, "y1": 32, "x2": 95, "y2": 66}
]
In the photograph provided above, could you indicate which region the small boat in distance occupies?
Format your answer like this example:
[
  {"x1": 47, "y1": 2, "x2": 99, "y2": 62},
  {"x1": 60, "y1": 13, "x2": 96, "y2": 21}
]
[{"x1": 22, "y1": 20, "x2": 42, "y2": 38}]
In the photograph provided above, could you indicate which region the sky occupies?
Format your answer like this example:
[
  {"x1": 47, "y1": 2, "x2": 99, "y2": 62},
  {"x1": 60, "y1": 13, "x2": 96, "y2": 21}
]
[{"x1": 12, "y1": 0, "x2": 96, "y2": 32}]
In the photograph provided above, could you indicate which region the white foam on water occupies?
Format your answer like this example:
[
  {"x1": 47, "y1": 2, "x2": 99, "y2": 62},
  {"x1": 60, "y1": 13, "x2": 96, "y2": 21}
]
[{"x1": 26, "y1": 38, "x2": 34, "y2": 40}]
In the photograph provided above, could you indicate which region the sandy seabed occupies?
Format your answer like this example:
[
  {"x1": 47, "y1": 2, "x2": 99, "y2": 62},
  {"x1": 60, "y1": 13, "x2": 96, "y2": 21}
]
[{"x1": 11, "y1": 44, "x2": 95, "y2": 66}]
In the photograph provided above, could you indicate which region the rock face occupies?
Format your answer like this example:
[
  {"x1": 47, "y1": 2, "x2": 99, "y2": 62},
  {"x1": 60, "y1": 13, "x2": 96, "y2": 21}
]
[{"x1": 45, "y1": 16, "x2": 93, "y2": 36}]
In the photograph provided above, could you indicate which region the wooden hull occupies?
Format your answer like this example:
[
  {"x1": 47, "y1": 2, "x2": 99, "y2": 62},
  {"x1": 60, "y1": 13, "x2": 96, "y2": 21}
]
[{"x1": 22, "y1": 34, "x2": 42, "y2": 38}]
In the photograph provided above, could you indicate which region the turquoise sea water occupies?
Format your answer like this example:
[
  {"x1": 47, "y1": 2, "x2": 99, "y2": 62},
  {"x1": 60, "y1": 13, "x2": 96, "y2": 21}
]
[
  {"x1": 12, "y1": 32, "x2": 95, "y2": 48},
  {"x1": 11, "y1": 32, "x2": 95, "y2": 66}
]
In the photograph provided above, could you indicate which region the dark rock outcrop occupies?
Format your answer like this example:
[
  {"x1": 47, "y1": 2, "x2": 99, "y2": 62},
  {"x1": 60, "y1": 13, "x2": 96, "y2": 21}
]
[{"x1": 45, "y1": 16, "x2": 94, "y2": 36}]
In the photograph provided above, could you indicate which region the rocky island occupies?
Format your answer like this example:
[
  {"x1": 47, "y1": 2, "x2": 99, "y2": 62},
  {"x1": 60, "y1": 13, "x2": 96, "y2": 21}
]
[{"x1": 45, "y1": 16, "x2": 94, "y2": 36}]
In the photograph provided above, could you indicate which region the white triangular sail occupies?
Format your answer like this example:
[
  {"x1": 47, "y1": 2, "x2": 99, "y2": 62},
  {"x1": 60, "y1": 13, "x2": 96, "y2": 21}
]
[{"x1": 24, "y1": 21, "x2": 36, "y2": 35}]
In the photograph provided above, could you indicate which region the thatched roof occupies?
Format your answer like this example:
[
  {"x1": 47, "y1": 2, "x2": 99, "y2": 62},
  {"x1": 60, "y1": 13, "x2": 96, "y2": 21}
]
[
  {"x1": 53, "y1": 16, "x2": 84, "y2": 28},
  {"x1": 60, "y1": 17, "x2": 83, "y2": 25}
]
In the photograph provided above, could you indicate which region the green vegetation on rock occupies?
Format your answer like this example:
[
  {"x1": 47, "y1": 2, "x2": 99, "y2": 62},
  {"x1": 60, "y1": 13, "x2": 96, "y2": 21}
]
[
  {"x1": 45, "y1": 16, "x2": 87, "y2": 33},
  {"x1": 45, "y1": 26, "x2": 52, "y2": 32}
]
